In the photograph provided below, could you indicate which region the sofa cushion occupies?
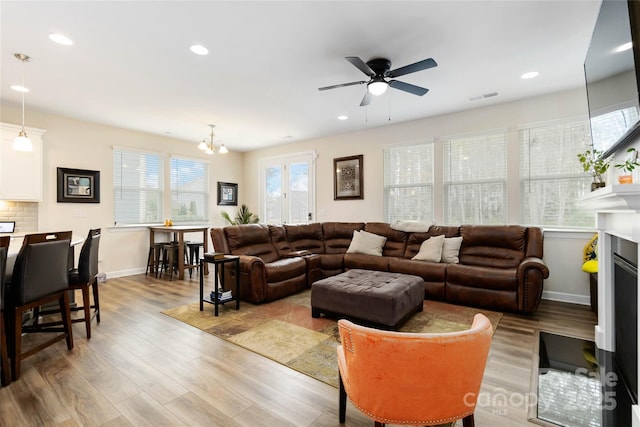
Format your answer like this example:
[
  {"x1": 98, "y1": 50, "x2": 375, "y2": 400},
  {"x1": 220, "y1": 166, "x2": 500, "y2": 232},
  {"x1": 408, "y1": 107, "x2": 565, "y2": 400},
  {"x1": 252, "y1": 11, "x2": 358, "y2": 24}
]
[
  {"x1": 412, "y1": 235, "x2": 444, "y2": 262},
  {"x1": 459, "y1": 225, "x2": 526, "y2": 268},
  {"x1": 264, "y1": 257, "x2": 307, "y2": 283},
  {"x1": 446, "y1": 264, "x2": 518, "y2": 291},
  {"x1": 269, "y1": 225, "x2": 290, "y2": 255},
  {"x1": 323, "y1": 222, "x2": 365, "y2": 254},
  {"x1": 344, "y1": 253, "x2": 390, "y2": 271},
  {"x1": 347, "y1": 230, "x2": 387, "y2": 256},
  {"x1": 388, "y1": 257, "x2": 447, "y2": 282},
  {"x1": 441, "y1": 236, "x2": 463, "y2": 263},
  {"x1": 404, "y1": 226, "x2": 461, "y2": 258},
  {"x1": 390, "y1": 220, "x2": 432, "y2": 232},
  {"x1": 285, "y1": 223, "x2": 325, "y2": 253},
  {"x1": 364, "y1": 222, "x2": 409, "y2": 257},
  {"x1": 225, "y1": 224, "x2": 280, "y2": 263}
]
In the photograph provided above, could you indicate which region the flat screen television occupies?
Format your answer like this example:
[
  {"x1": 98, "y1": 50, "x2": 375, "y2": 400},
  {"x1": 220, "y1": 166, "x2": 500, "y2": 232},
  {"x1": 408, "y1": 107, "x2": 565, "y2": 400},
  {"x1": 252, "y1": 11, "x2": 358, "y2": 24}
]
[{"x1": 584, "y1": 0, "x2": 640, "y2": 159}]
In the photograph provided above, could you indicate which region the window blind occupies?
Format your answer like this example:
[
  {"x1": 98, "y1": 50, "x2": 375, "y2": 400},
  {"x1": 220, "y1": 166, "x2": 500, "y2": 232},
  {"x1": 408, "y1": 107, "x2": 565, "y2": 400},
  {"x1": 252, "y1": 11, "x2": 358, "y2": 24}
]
[
  {"x1": 170, "y1": 157, "x2": 209, "y2": 222},
  {"x1": 383, "y1": 143, "x2": 433, "y2": 222},
  {"x1": 113, "y1": 150, "x2": 163, "y2": 225},
  {"x1": 519, "y1": 121, "x2": 594, "y2": 227},
  {"x1": 444, "y1": 132, "x2": 506, "y2": 224}
]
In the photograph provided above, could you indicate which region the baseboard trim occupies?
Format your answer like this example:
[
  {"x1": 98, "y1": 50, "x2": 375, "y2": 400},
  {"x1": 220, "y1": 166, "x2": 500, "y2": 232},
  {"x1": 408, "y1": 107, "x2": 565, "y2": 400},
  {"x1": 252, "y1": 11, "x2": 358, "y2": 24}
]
[
  {"x1": 104, "y1": 267, "x2": 146, "y2": 279},
  {"x1": 542, "y1": 290, "x2": 590, "y2": 306}
]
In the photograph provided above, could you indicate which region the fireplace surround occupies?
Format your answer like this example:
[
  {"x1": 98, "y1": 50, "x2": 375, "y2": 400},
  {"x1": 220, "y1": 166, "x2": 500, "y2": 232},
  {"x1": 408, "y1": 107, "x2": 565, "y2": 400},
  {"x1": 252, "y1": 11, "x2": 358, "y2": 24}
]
[{"x1": 582, "y1": 184, "x2": 640, "y2": 425}]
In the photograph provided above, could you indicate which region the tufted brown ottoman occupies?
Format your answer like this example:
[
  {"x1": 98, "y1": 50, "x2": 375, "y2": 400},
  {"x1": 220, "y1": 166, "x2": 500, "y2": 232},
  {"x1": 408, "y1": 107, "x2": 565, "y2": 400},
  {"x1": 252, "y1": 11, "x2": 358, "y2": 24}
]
[{"x1": 310, "y1": 269, "x2": 424, "y2": 330}]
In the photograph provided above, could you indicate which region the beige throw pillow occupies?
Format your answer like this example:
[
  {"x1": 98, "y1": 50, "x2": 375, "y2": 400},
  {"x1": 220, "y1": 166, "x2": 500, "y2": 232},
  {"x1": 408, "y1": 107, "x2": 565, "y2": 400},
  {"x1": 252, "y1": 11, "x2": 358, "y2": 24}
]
[
  {"x1": 346, "y1": 230, "x2": 387, "y2": 256},
  {"x1": 412, "y1": 235, "x2": 445, "y2": 262},
  {"x1": 441, "y1": 236, "x2": 463, "y2": 263}
]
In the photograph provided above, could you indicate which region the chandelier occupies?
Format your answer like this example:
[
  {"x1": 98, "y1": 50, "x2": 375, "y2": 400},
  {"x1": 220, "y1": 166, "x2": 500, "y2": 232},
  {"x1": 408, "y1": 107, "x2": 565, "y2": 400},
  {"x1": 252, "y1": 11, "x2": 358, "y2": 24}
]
[{"x1": 198, "y1": 124, "x2": 228, "y2": 155}]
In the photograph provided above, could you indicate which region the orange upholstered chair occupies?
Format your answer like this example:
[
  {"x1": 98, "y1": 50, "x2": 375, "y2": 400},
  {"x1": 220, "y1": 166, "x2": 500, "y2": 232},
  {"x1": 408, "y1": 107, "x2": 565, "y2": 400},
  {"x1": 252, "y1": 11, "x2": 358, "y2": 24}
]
[{"x1": 336, "y1": 314, "x2": 493, "y2": 427}]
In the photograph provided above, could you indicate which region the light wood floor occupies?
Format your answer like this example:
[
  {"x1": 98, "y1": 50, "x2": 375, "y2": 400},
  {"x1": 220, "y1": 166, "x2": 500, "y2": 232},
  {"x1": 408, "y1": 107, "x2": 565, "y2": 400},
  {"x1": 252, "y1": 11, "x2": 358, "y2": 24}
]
[{"x1": 0, "y1": 272, "x2": 596, "y2": 427}]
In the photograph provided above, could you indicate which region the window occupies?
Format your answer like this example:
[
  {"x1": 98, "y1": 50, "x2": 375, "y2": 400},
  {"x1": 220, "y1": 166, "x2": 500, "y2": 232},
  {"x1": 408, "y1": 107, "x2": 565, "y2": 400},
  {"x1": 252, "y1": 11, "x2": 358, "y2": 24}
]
[
  {"x1": 444, "y1": 133, "x2": 506, "y2": 224},
  {"x1": 383, "y1": 143, "x2": 433, "y2": 222},
  {"x1": 520, "y1": 121, "x2": 594, "y2": 227},
  {"x1": 260, "y1": 151, "x2": 315, "y2": 225},
  {"x1": 113, "y1": 149, "x2": 163, "y2": 225},
  {"x1": 170, "y1": 157, "x2": 208, "y2": 222}
]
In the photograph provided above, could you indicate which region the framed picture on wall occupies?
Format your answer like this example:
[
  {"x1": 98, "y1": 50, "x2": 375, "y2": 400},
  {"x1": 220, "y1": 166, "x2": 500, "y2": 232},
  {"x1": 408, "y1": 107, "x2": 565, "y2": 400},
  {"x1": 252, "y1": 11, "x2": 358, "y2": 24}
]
[
  {"x1": 334, "y1": 155, "x2": 363, "y2": 200},
  {"x1": 217, "y1": 181, "x2": 238, "y2": 206},
  {"x1": 56, "y1": 167, "x2": 100, "y2": 203}
]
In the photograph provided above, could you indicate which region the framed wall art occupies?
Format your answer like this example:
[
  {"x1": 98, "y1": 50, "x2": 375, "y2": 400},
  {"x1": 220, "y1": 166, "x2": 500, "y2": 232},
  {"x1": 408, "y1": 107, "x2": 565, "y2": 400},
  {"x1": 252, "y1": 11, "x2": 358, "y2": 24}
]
[
  {"x1": 57, "y1": 167, "x2": 100, "y2": 203},
  {"x1": 334, "y1": 154, "x2": 363, "y2": 200},
  {"x1": 217, "y1": 181, "x2": 238, "y2": 206}
]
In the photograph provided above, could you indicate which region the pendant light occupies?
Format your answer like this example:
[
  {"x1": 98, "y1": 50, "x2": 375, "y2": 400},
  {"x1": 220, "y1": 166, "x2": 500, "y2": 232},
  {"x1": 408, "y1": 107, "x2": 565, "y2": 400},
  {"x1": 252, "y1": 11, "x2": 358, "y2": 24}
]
[
  {"x1": 197, "y1": 124, "x2": 229, "y2": 155},
  {"x1": 13, "y1": 53, "x2": 33, "y2": 152}
]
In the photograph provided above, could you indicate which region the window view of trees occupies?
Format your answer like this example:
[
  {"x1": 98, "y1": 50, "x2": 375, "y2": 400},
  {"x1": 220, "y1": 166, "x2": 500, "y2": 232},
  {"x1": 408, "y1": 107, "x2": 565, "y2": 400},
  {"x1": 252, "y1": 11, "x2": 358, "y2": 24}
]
[
  {"x1": 170, "y1": 157, "x2": 208, "y2": 222},
  {"x1": 444, "y1": 133, "x2": 506, "y2": 225},
  {"x1": 113, "y1": 150, "x2": 163, "y2": 225}
]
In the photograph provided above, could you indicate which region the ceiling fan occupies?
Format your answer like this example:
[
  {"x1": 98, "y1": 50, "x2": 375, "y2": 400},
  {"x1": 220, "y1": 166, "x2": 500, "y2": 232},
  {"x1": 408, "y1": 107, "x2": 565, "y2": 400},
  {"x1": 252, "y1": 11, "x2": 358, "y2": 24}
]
[{"x1": 318, "y1": 56, "x2": 437, "y2": 106}]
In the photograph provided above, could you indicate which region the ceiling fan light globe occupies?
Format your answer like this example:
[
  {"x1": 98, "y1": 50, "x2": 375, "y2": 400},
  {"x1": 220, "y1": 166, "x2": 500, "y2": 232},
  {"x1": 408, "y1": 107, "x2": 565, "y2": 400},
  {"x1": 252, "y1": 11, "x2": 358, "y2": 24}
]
[{"x1": 368, "y1": 80, "x2": 388, "y2": 96}]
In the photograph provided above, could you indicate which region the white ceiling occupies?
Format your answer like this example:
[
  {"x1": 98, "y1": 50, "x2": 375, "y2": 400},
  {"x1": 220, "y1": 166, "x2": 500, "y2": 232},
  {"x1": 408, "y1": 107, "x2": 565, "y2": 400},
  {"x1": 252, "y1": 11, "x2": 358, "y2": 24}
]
[{"x1": 1, "y1": 1, "x2": 602, "y2": 152}]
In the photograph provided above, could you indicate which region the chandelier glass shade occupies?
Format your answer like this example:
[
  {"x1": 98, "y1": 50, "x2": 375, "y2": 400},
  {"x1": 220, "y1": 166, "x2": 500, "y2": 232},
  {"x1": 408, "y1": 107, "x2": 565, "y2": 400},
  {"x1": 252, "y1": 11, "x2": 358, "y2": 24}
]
[{"x1": 198, "y1": 124, "x2": 229, "y2": 155}]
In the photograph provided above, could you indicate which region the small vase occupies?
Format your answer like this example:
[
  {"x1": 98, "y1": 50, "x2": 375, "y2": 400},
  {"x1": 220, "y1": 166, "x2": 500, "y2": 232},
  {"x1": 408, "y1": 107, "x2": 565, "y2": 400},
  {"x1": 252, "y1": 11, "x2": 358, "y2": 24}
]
[
  {"x1": 591, "y1": 182, "x2": 606, "y2": 191},
  {"x1": 618, "y1": 175, "x2": 633, "y2": 184}
]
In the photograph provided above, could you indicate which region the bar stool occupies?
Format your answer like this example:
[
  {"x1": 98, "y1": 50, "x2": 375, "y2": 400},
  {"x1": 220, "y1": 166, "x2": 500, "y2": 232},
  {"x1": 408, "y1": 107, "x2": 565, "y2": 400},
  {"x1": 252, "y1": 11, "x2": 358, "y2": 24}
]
[
  {"x1": 186, "y1": 242, "x2": 204, "y2": 277},
  {"x1": 146, "y1": 242, "x2": 164, "y2": 277}
]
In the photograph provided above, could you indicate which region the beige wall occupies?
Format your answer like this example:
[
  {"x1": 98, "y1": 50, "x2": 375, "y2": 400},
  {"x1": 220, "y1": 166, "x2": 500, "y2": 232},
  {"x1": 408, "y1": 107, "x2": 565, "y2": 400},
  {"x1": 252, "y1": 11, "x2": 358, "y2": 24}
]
[
  {"x1": 1, "y1": 87, "x2": 600, "y2": 302},
  {"x1": 244, "y1": 87, "x2": 596, "y2": 303},
  {"x1": 1, "y1": 105, "x2": 244, "y2": 277}
]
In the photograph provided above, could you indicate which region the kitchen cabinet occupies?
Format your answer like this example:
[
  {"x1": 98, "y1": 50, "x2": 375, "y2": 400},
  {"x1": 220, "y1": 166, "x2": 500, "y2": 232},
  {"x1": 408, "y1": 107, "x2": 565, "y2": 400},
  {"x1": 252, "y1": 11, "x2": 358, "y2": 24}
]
[{"x1": 0, "y1": 122, "x2": 45, "y2": 201}]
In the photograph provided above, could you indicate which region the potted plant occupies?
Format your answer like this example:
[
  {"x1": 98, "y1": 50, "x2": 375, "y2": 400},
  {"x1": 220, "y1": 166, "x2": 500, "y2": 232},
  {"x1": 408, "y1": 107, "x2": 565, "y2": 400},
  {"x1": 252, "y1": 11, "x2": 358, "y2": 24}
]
[
  {"x1": 221, "y1": 204, "x2": 260, "y2": 225},
  {"x1": 614, "y1": 147, "x2": 640, "y2": 184},
  {"x1": 577, "y1": 149, "x2": 610, "y2": 191}
]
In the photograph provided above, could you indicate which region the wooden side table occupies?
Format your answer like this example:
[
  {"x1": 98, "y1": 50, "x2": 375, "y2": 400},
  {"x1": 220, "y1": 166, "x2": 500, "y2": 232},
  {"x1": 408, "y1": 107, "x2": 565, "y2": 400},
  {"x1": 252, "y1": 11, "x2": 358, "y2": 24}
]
[{"x1": 199, "y1": 256, "x2": 240, "y2": 316}]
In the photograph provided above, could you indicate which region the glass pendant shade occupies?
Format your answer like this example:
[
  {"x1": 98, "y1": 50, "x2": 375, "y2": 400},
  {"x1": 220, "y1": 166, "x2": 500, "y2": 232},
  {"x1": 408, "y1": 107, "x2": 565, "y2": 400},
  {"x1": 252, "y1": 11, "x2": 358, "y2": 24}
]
[
  {"x1": 13, "y1": 130, "x2": 32, "y2": 152},
  {"x1": 219, "y1": 143, "x2": 228, "y2": 154}
]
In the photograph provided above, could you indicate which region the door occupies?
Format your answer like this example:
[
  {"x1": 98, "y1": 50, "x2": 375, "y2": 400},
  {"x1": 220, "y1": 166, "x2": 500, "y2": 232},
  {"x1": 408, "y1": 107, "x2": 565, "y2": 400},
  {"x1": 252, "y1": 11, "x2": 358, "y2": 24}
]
[{"x1": 261, "y1": 151, "x2": 316, "y2": 225}]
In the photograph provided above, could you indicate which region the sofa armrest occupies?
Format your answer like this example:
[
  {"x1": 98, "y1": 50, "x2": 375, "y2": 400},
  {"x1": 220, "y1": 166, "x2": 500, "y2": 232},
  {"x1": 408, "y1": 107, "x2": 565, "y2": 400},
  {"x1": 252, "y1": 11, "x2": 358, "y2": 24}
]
[
  {"x1": 516, "y1": 257, "x2": 549, "y2": 313},
  {"x1": 224, "y1": 255, "x2": 268, "y2": 303}
]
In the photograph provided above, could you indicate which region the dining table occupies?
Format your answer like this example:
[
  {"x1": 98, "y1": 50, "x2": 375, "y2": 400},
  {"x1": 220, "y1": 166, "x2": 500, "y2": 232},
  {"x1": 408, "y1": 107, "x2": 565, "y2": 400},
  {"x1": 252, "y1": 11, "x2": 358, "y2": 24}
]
[{"x1": 148, "y1": 225, "x2": 210, "y2": 280}]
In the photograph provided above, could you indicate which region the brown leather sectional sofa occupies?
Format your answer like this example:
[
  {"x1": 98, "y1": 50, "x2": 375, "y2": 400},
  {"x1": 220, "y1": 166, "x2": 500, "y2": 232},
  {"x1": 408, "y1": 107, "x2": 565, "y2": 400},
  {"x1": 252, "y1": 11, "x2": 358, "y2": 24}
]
[{"x1": 210, "y1": 222, "x2": 549, "y2": 314}]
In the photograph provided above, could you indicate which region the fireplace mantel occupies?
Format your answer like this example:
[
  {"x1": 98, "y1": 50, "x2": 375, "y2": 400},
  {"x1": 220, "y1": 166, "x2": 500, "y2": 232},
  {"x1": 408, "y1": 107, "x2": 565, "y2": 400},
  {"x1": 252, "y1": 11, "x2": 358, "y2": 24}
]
[{"x1": 582, "y1": 184, "x2": 640, "y2": 424}]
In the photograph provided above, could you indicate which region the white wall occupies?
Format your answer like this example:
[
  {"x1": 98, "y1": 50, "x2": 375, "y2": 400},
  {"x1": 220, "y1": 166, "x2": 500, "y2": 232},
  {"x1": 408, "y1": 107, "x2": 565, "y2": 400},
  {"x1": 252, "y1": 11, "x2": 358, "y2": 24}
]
[
  {"x1": 243, "y1": 87, "x2": 597, "y2": 303},
  {"x1": 1, "y1": 104, "x2": 244, "y2": 277}
]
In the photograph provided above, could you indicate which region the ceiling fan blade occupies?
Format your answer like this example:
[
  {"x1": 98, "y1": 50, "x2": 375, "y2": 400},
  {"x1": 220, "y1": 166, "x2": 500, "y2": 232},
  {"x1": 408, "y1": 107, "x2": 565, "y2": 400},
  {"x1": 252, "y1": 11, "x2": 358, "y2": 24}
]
[
  {"x1": 346, "y1": 56, "x2": 375, "y2": 77},
  {"x1": 388, "y1": 58, "x2": 437, "y2": 78},
  {"x1": 388, "y1": 80, "x2": 429, "y2": 96},
  {"x1": 318, "y1": 81, "x2": 366, "y2": 91},
  {"x1": 360, "y1": 91, "x2": 371, "y2": 107}
]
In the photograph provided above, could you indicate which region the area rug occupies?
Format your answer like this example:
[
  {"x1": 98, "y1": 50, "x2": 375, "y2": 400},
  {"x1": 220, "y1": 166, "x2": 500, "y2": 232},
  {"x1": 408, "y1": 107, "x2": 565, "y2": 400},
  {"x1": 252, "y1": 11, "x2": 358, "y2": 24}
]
[{"x1": 162, "y1": 290, "x2": 502, "y2": 388}]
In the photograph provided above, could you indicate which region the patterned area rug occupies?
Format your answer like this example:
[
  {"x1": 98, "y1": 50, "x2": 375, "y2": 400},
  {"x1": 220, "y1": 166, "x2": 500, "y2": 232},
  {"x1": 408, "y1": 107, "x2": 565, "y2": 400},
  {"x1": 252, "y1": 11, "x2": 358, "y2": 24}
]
[{"x1": 162, "y1": 289, "x2": 502, "y2": 388}]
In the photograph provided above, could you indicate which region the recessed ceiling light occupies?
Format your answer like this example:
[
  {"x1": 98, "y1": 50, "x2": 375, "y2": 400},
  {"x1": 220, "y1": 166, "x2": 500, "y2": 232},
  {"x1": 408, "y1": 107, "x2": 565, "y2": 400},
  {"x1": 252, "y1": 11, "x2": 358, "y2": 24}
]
[
  {"x1": 49, "y1": 33, "x2": 73, "y2": 45},
  {"x1": 10, "y1": 85, "x2": 29, "y2": 93},
  {"x1": 614, "y1": 42, "x2": 633, "y2": 53},
  {"x1": 337, "y1": 115, "x2": 348, "y2": 120},
  {"x1": 521, "y1": 71, "x2": 539, "y2": 80},
  {"x1": 190, "y1": 44, "x2": 209, "y2": 55}
]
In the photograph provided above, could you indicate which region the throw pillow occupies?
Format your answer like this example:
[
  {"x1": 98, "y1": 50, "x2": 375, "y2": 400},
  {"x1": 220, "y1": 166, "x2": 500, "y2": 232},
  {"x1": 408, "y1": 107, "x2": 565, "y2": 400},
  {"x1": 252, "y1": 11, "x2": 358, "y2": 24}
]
[
  {"x1": 412, "y1": 235, "x2": 445, "y2": 262},
  {"x1": 346, "y1": 230, "x2": 387, "y2": 256},
  {"x1": 441, "y1": 236, "x2": 463, "y2": 263}
]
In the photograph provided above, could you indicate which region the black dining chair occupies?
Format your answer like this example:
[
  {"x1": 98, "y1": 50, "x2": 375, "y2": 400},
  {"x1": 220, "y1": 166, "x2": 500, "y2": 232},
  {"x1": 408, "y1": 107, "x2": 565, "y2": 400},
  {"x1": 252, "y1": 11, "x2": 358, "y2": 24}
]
[
  {"x1": 0, "y1": 236, "x2": 10, "y2": 385},
  {"x1": 37, "y1": 229, "x2": 102, "y2": 338},
  {"x1": 5, "y1": 232, "x2": 74, "y2": 380},
  {"x1": 68, "y1": 228, "x2": 101, "y2": 338}
]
